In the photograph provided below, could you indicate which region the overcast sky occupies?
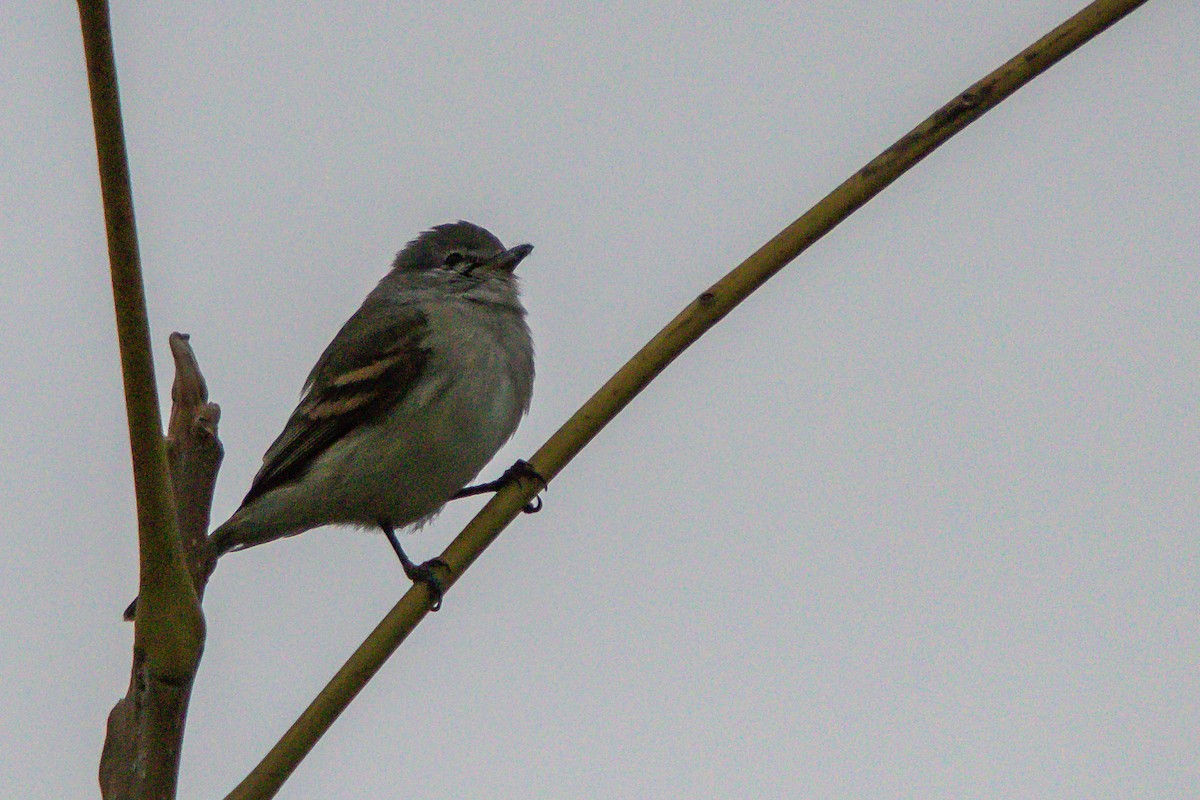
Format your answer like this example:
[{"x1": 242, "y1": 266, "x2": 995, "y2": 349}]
[{"x1": 3, "y1": 2, "x2": 1197, "y2": 798}]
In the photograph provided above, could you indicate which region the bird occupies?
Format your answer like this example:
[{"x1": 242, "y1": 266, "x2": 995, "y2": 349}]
[{"x1": 127, "y1": 221, "x2": 537, "y2": 618}]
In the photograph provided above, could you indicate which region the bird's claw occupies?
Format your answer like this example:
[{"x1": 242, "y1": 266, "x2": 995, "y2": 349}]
[
  {"x1": 403, "y1": 557, "x2": 450, "y2": 612},
  {"x1": 453, "y1": 458, "x2": 548, "y2": 514},
  {"x1": 507, "y1": 459, "x2": 547, "y2": 513}
]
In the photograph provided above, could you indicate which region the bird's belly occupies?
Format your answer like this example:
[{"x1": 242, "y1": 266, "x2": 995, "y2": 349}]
[{"x1": 312, "y1": 368, "x2": 524, "y2": 527}]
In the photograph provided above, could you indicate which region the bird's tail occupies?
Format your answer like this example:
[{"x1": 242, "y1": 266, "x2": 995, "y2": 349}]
[
  {"x1": 121, "y1": 529, "x2": 231, "y2": 621},
  {"x1": 205, "y1": 518, "x2": 244, "y2": 558}
]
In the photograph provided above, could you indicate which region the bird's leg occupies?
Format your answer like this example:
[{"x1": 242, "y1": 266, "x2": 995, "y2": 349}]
[
  {"x1": 453, "y1": 459, "x2": 548, "y2": 513},
  {"x1": 380, "y1": 518, "x2": 449, "y2": 611}
]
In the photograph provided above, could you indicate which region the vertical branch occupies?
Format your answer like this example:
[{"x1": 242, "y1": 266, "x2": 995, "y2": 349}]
[
  {"x1": 165, "y1": 333, "x2": 224, "y2": 591},
  {"x1": 76, "y1": 2, "x2": 215, "y2": 798},
  {"x1": 100, "y1": 335, "x2": 223, "y2": 800}
]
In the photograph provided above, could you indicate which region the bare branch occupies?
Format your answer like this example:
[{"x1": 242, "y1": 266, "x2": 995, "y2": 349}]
[
  {"x1": 76, "y1": 1, "x2": 215, "y2": 797},
  {"x1": 165, "y1": 333, "x2": 223, "y2": 592},
  {"x1": 100, "y1": 335, "x2": 223, "y2": 800},
  {"x1": 224, "y1": 1, "x2": 1151, "y2": 797}
]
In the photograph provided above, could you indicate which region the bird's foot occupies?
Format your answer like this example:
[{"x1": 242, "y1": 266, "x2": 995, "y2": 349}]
[
  {"x1": 453, "y1": 459, "x2": 548, "y2": 514},
  {"x1": 401, "y1": 557, "x2": 450, "y2": 612},
  {"x1": 382, "y1": 520, "x2": 450, "y2": 611}
]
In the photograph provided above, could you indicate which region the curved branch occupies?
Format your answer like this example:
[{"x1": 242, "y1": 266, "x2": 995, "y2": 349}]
[{"x1": 224, "y1": 1, "x2": 1151, "y2": 798}]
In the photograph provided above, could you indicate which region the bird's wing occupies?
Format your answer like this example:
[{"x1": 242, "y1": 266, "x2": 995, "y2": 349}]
[{"x1": 239, "y1": 304, "x2": 430, "y2": 506}]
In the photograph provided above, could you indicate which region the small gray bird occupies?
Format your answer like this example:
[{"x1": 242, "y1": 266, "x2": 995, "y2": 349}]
[{"x1": 212, "y1": 221, "x2": 536, "y2": 607}]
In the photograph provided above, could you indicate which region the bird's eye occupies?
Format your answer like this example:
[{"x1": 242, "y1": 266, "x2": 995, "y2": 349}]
[{"x1": 443, "y1": 252, "x2": 466, "y2": 267}]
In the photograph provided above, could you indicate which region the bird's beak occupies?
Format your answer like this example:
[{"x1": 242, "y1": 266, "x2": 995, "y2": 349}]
[{"x1": 485, "y1": 243, "x2": 534, "y2": 273}]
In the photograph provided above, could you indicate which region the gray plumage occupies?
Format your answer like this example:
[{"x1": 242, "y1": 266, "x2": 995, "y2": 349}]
[{"x1": 208, "y1": 221, "x2": 535, "y2": 557}]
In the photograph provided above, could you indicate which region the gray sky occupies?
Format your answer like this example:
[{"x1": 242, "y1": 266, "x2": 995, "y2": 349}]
[{"x1": 3, "y1": 2, "x2": 1198, "y2": 798}]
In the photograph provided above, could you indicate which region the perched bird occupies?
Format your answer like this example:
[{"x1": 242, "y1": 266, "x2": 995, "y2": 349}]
[{"x1": 129, "y1": 221, "x2": 537, "y2": 617}]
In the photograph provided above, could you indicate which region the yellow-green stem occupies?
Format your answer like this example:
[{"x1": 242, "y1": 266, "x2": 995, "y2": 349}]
[{"x1": 227, "y1": 2, "x2": 1149, "y2": 798}]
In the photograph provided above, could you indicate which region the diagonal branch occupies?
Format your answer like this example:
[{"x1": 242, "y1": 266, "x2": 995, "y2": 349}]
[{"x1": 224, "y1": 1, "x2": 1152, "y2": 797}]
